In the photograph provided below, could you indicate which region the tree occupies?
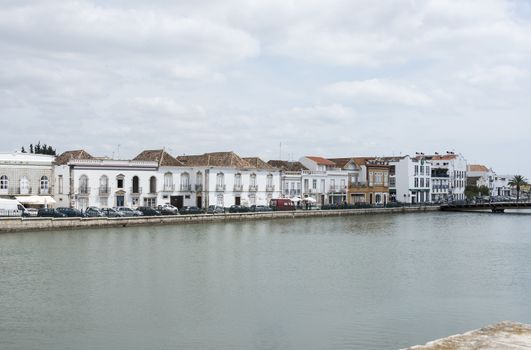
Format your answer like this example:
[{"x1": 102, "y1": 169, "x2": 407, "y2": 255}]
[
  {"x1": 508, "y1": 175, "x2": 528, "y2": 202},
  {"x1": 21, "y1": 143, "x2": 57, "y2": 156},
  {"x1": 29, "y1": 144, "x2": 33, "y2": 153}
]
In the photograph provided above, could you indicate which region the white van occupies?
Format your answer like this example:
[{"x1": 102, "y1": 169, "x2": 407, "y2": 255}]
[{"x1": 0, "y1": 198, "x2": 26, "y2": 217}]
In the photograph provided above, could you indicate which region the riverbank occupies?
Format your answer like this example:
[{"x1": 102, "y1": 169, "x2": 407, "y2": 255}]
[
  {"x1": 0, "y1": 206, "x2": 439, "y2": 233},
  {"x1": 404, "y1": 321, "x2": 531, "y2": 349}
]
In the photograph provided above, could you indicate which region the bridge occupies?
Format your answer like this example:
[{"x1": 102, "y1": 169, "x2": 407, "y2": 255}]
[{"x1": 441, "y1": 201, "x2": 531, "y2": 213}]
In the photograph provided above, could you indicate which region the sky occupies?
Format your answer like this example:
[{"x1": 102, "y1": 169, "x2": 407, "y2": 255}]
[{"x1": 1, "y1": 0, "x2": 531, "y2": 176}]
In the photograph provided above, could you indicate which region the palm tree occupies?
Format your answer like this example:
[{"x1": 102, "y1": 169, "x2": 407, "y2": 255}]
[{"x1": 508, "y1": 175, "x2": 528, "y2": 202}]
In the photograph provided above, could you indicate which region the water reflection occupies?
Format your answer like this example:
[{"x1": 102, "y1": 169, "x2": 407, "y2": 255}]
[{"x1": 1, "y1": 212, "x2": 530, "y2": 350}]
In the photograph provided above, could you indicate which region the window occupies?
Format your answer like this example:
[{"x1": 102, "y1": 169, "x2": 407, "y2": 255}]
[
  {"x1": 0, "y1": 175, "x2": 8, "y2": 190},
  {"x1": 79, "y1": 175, "x2": 89, "y2": 194},
  {"x1": 267, "y1": 174, "x2": 273, "y2": 186},
  {"x1": 99, "y1": 175, "x2": 108, "y2": 193},
  {"x1": 149, "y1": 176, "x2": 157, "y2": 193},
  {"x1": 340, "y1": 179, "x2": 345, "y2": 189},
  {"x1": 144, "y1": 197, "x2": 156, "y2": 207},
  {"x1": 164, "y1": 172, "x2": 173, "y2": 190},
  {"x1": 216, "y1": 194, "x2": 224, "y2": 206},
  {"x1": 312, "y1": 179, "x2": 317, "y2": 189},
  {"x1": 196, "y1": 172, "x2": 203, "y2": 186},
  {"x1": 40, "y1": 176, "x2": 49, "y2": 193},
  {"x1": 414, "y1": 166, "x2": 419, "y2": 175},
  {"x1": 20, "y1": 176, "x2": 30, "y2": 194},
  {"x1": 375, "y1": 172, "x2": 382, "y2": 184},
  {"x1": 320, "y1": 179, "x2": 325, "y2": 192},
  {"x1": 414, "y1": 178, "x2": 419, "y2": 187},
  {"x1": 420, "y1": 178, "x2": 424, "y2": 188},
  {"x1": 181, "y1": 173, "x2": 190, "y2": 191},
  {"x1": 216, "y1": 173, "x2": 224, "y2": 185},
  {"x1": 235, "y1": 173, "x2": 242, "y2": 186},
  {"x1": 117, "y1": 174, "x2": 125, "y2": 189},
  {"x1": 58, "y1": 175, "x2": 63, "y2": 194}
]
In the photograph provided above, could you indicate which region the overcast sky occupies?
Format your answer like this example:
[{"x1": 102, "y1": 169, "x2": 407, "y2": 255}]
[{"x1": 1, "y1": 0, "x2": 530, "y2": 176}]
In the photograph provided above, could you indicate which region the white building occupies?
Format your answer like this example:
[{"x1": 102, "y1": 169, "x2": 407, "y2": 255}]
[
  {"x1": 54, "y1": 150, "x2": 160, "y2": 210},
  {"x1": 384, "y1": 155, "x2": 432, "y2": 204},
  {"x1": 299, "y1": 156, "x2": 349, "y2": 205},
  {"x1": 0, "y1": 152, "x2": 56, "y2": 207},
  {"x1": 266, "y1": 160, "x2": 307, "y2": 199},
  {"x1": 426, "y1": 152, "x2": 467, "y2": 202},
  {"x1": 177, "y1": 152, "x2": 281, "y2": 207},
  {"x1": 467, "y1": 164, "x2": 496, "y2": 195}
]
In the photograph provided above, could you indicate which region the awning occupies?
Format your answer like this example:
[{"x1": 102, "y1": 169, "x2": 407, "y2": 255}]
[{"x1": 15, "y1": 196, "x2": 56, "y2": 205}]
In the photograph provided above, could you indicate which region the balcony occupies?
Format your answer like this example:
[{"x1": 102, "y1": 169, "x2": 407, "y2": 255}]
[
  {"x1": 349, "y1": 182, "x2": 368, "y2": 189},
  {"x1": 14, "y1": 187, "x2": 32, "y2": 195},
  {"x1": 216, "y1": 184, "x2": 226, "y2": 192},
  {"x1": 180, "y1": 184, "x2": 192, "y2": 192},
  {"x1": 78, "y1": 187, "x2": 90, "y2": 196},
  {"x1": 328, "y1": 186, "x2": 347, "y2": 193},
  {"x1": 233, "y1": 184, "x2": 243, "y2": 192},
  {"x1": 99, "y1": 186, "x2": 110, "y2": 196},
  {"x1": 163, "y1": 184, "x2": 175, "y2": 192},
  {"x1": 266, "y1": 185, "x2": 275, "y2": 192},
  {"x1": 248, "y1": 185, "x2": 258, "y2": 192},
  {"x1": 130, "y1": 187, "x2": 142, "y2": 195},
  {"x1": 195, "y1": 184, "x2": 203, "y2": 192}
]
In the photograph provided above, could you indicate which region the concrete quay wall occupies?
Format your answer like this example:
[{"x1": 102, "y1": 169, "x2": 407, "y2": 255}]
[{"x1": 0, "y1": 206, "x2": 440, "y2": 233}]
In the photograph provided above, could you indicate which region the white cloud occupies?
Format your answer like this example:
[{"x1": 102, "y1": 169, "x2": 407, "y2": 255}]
[{"x1": 324, "y1": 80, "x2": 432, "y2": 106}]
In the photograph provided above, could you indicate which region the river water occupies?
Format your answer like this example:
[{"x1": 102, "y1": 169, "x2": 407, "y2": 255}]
[{"x1": 1, "y1": 212, "x2": 530, "y2": 350}]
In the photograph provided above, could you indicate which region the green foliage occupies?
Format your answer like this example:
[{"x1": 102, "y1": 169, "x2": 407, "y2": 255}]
[
  {"x1": 508, "y1": 175, "x2": 528, "y2": 201},
  {"x1": 22, "y1": 142, "x2": 57, "y2": 155}
]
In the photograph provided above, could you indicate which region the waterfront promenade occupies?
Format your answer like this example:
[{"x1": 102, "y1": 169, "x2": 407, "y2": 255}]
[{"x1": 0, "y1": 206, "x2": 439, "y2": 233}]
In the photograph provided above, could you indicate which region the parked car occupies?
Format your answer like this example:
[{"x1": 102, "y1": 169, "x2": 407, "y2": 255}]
[
  {"x1": 250, "y1": 205, "x2": 272, "y2": 212},
  {"x1": 228, "y1": 205, "x2": 249, "y2": 213},
  {"x1": 56, "y1": 207, "x2": 85, "y2": 217},
  {"x1": 206, "y1": 205, "x2": 225, "y2": 214},
  {"x1": 116, "y1": 207, "x2": 142, "y2": 217},
  {"x1": 136, "y1": 206, "x2": 162, "y2": 216},
  {"x1": 179, "y1": 206, "x2": 203, "y2": 215},
  {"x1": 157, "y1": 204, "x2": 179, "y2": 215},
  {"x1": 85, "y1": 207, "x2": 105, "y2": 217},
  {"x1": 0, "y1": 198, "x2": 27, "y2": 217},
  {"x1": 23, "y1": 208, "x2": 39, "y2": 217},
  {"x1": 101, "y1": 207, "x2": 125, "y2": 217},
  {"x1": 37, "y1": 208, "x2": 67, "y2": 218}
]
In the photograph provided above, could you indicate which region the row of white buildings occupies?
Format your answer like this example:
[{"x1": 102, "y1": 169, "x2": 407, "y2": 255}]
[{"x1": 0, "y1": 148, "x2": 520, "y2": 209}]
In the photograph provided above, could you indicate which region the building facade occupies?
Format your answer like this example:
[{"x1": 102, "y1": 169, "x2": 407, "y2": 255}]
[
  {"x1": 426, "y1": 152, "x2": 467, "y2": 202},
  {"x1": 0, "y1": 152, "x2": 56, "y2": 207}
]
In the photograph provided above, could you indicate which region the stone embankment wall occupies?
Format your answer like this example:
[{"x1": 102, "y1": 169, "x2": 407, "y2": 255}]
[{"x1": 0, "y1": 206, "x2": 440, "y2": 233}]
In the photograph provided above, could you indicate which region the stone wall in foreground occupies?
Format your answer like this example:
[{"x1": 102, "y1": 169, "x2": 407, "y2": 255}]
[{"x1": 0, "y1": 206, "x2": 440, "y2": 233}]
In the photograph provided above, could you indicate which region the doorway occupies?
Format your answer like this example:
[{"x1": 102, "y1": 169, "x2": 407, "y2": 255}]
[
  {"x1": 235, "y1": 196, "x2": 241, "y2": 205},
  {"x1": 196, "y1": 196, "x2": 202, "y2": 208},
  {"x1": 116, "y1": 196, "x2": 124, "y2": 207},
  {"x1": 171, "y1": 195, "x2": 184, "y2": 209}
]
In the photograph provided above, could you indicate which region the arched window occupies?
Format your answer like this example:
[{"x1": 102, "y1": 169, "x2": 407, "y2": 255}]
[
  {"x1": 195, "y1": 171, "x2": 203, "y2": 191},
  {"x1": 216, "y1": 173, "x2": 225, "y2": 191},
  {"x1": 20, "y1": 176, "x2": 30, "y2": 194},
  {"x1": 250, "y1": 173, "x2": 257, "y2": 186},
  {"x1": 79, "y1": 175, "x2": 89, "y2": 194},
  {"x1": 266, "y1": 173, "x2": 274, "y2": 191},
  {"x1": 180, "y1": 172, "x2": 190, "y2": 191},
  {"x1": 99, "y1": 175, "x2": 109, "y2": 194},
  {"x1": 40, "y1": 176, "x2": 49, "y2": 193},
  {"x1": 234, "y1": 173, "x2": 242, "y2": 191},
  {"x1": 149, "y1": 176, "x2": 157, "y2": 193},
  {"x1": 0, "y1": 175, "x2": 8, "y2": 190},
  {"x1": 132, "y1": 176, "x2": 140, "y2": 193},
  {"x1": 164, "y1": 172, "x2": 173, "y2": 191}
]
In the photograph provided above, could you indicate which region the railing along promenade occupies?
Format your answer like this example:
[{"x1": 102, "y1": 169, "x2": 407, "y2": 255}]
[{"x1": 441, "y1": 199, "x2": 531, "y2": 213}]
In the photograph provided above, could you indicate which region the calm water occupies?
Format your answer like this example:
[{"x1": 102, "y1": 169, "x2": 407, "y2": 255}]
[{"x1": 1, "y1": 212, "x2": 530, "y2": 350}]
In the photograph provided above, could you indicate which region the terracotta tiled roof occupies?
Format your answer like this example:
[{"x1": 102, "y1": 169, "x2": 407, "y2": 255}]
[
  {"x1": 177, "y1": 152, "x2": 251, "y2": 168},
  {"x1": 468, "y1": 164, "x2": 489, "y2": 172},
  {"x1": 327, "y1": 157, "x2": 355, "y2": 168},
  {"x1": 242, "y1": 157, "x2": 275, "y2": 170},
  {"x1": 427, "y1": 154, "x2": 457, "y2": 160},
  {"x1": 267, "y1": 160, "x2": 308, "y2": 171},
  {"x1": 305, "y1": 156, "x2": 336, "y2": 166},
  {"x1": 54, "y1": 150, "x2": 93, "y2": 165},
  {"x1": 133, "y1": 149, "x2": 183, "y2": 166}
]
